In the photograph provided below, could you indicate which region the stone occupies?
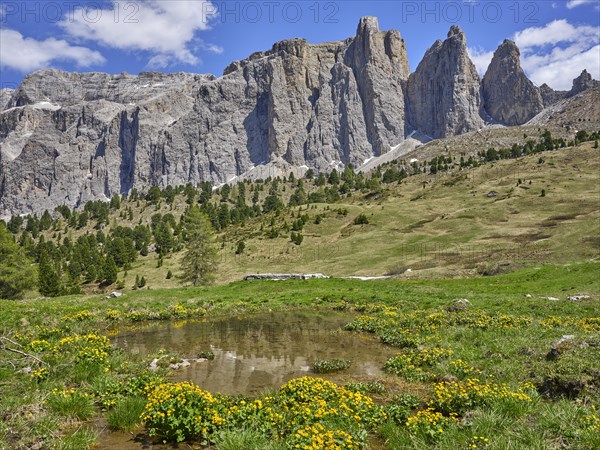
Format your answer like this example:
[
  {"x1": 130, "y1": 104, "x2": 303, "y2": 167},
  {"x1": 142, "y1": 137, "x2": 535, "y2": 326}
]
[
  {"x1": 539, "y1": 83, "x2": 568, "y2": 107},
  {"x1": 482, "y1": 40, "x2": 544, "y2": 125},
  {"x1": 244, "y1": 273, "x2": 328, "y2": 281},
  {"x1": 567, "y1": 294, "x2": 590, "y2": 302},
  {"x1": 447, "y1": 298, "x2": 472, "y2": 312}
]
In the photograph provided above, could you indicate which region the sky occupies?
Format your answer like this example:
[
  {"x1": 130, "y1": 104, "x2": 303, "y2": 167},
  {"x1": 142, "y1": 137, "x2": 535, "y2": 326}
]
[{"x1": 0, "y1": 0, "x2": 599, "y2": 91}]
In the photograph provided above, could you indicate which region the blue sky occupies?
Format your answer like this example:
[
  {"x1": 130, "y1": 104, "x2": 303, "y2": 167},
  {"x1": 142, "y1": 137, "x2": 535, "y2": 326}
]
[{"x1": 1, "y1": 1, "x2": 599, "y2": 90}]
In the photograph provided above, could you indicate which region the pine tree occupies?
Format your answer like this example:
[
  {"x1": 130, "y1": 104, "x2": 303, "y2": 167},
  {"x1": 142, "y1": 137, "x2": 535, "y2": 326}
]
[
  {"x1": 38, "y1": 251, "x2": 62, "y2": 297},
  {"x1": 180, "y1": 206, "x2": 219, "y2": 286},
  {"x1": 0, "y1": 222, "x2": 36, "y2": 299},
  {"x1": 102, "y1": 255, "x2": 118, "y2": 285}
]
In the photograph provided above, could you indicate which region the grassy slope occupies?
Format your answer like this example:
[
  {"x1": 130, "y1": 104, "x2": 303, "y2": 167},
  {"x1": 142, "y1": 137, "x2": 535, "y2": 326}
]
[{"x1": 108, "y1": 142, "x2": 599, "y2": 290}]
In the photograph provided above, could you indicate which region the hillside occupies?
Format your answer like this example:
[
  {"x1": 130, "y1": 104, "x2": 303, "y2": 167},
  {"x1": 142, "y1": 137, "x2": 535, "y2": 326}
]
[{"x1": 6, "y1": 131, "x2": 597, "y2": 296}]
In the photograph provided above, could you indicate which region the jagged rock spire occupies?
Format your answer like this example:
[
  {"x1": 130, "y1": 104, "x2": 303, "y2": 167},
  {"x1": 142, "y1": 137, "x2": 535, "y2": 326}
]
[{"x1": 482, "y1": 39, "x2": 544, "y2": 125}]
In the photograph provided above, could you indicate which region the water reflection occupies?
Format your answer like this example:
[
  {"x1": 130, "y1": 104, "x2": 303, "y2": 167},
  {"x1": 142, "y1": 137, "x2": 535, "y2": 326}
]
[{"x1": 111, "y1": 311, "x2": 393, "y2": 395}]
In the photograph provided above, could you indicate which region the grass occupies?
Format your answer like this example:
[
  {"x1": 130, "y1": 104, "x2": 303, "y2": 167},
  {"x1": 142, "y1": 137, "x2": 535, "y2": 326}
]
[
  {"x1": 54, "y1": 427, "x2": 98, "y2": 450},
  {"x1": 46, "y1": 389, "x2": 95, "y2": 420},
  {"x1": 0, "y1": 262, "x2": 598, "y2": 449},
  {"x1": 2, "y1": 134, "x2": 599, "y2": 450},
  {"x1": 106, "y1": 396, "x2": 146, "y2": 431},
  {"x1": 213, "y1": 429, "x2": 287, "y2": 450}
]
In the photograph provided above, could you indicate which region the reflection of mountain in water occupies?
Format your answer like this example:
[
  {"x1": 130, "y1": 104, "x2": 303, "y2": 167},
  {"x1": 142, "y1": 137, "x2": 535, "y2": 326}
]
[{"x1": 111, "y1": 312, "x2": 394, "y2": 395}]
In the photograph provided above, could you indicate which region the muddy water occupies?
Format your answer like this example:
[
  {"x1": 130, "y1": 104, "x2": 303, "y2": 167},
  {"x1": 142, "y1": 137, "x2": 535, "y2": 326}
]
[{"x1": 111, "y1": 311, "x2": 394, "y2": 396}]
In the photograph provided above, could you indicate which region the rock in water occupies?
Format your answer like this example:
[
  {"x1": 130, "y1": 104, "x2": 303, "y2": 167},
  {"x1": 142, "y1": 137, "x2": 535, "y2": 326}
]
[
  {"x1": 406, "y1": 25, "x2": 484, "y2": 138},
  {"x1": 482, "y1": 40, "x2": 544, "y2": 125}
]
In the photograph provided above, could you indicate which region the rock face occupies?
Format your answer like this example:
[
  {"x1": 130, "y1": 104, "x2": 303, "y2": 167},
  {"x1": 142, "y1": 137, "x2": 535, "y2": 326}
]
[
  {"x1": 406, "y1": 26, "x2": 484, "y2": 138},
  {"x1": 539, "y1": 84, "x2": 568, "y2": 107},
  {"x1": 569, "y1": 69, "x2": 600, "y2": 96},
  {"x1": 0, "y1": 89, "x2": 13, "y2": 110},
  {"x1": 1, "y1": 17, "x2": 598, "y2": 217},
  {"x1": 0, "y1": 17, "x2": 412, "y2": 217},
  {"x1": 482, "y1": 40, "x2": 544, "y2": 125}
]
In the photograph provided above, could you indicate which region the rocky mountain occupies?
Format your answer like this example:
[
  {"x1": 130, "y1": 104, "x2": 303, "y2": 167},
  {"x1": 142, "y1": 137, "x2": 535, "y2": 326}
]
[
  {"x1": 527, "y1": 87, "x2": 600, "y2": 128},
  {"x1": 0, "y1": 17, "x2": 598, "y2": 218},
  {"x1": 407, "y1": 25, "x2": 484, "y2": 139},
  {"x1": 569, "y1": 69, "x2": 600, "y2": 96},
  {"x1": 482, "y1": 40, "x2": 544, "y2": 126}
]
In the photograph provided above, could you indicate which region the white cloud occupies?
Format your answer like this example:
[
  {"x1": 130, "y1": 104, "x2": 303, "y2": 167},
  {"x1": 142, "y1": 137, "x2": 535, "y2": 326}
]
[
  {"x1": 0, "y1": 28, "x2": 105, "y2": 72},
  {"x1": 201, "y1": 43, "x2": 224, "y2": 55},
  {"x1": 61, "y1": 0, "x2": 218, "y2": 67},
  {"x1": 469, "y1": 20, "x2": 600, "y2": 91},
  {"x1": 468, "y1": 47, "x2": 495, "y2": 77},
  {"x1": 514, "y1": 20, "x2": 600, "y2": 90},
  {"x1": 566, "y1": 0, "x2": 597, "y2": 9},
  {"x1": 526, "y1": 45, "x2": 600, "y2": 90},
  {"x1": 513, "y1": 19, "x2": 597, "y2": 49}
]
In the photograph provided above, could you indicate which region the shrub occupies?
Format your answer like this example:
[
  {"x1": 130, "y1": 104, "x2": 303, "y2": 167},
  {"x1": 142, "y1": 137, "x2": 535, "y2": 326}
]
[
  {"x1": 288, "y1": 424, "x2": 360, "y2": 450},
  {"x1": 405, "y1": 408, "x2": 459, "y2": 437},
  {"x1": 384, "y1": 348, "x2": 453, "y2": 381},
  {"x1": 141, "y1": 382, "x2": 226, "y2": 442},
  {"x1": 290, "y1": 232, "x2": 303, "y2": 246},
  {"x1": 353, "y1": 213, "x2": 369, "y2": 225},
  {"x1": 429, "y1": 378, "x2": 534, "y2": 415}
]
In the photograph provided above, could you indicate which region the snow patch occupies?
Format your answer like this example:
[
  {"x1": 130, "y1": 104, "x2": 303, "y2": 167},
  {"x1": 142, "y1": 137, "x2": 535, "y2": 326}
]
[{"x1": 32, "y1": 102, "x2": 61, "y2": 111}]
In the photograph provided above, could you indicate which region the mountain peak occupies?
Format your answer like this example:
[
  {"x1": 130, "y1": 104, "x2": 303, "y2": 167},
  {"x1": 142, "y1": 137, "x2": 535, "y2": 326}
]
[
  {"x1": 482, "y1": 40, "x2": 543, "y2": 125},
  {"x1": 570, "y1": 69, "x2": 599, "y2": 96},
  {"x1": 357, "y1": 16, "x2": 379, "y2": 35},
  {"x1": 447, "y1": 25, "x2": 464, "y2": 38}
]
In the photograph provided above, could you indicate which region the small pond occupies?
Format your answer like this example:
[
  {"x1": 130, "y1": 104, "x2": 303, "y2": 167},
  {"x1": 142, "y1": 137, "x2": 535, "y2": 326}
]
[{"x1": 111, "y1": 311, "x2": 394, "y2": 396}]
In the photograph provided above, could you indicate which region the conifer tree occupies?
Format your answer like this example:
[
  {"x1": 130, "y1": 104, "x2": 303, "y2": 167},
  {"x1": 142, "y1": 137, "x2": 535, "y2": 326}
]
[
  {"x1": 180, "y1": 206, "x2": 218, "y2": 286},
  {"x1": 38, "y1": 251, "x2": 62, "y2": 297},
  {"x1": 0, "y1": 222, "x2": 36, "y2": 299}
]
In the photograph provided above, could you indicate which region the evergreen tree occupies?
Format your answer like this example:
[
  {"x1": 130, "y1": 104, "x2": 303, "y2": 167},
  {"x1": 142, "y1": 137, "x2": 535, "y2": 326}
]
[
  {"x1": 38, "y1": 251, "x2": 62, "y2": 297},
  {"x1": 236, "y1": 240, "x2": 245, "y2": 255},
  {"x1": 102, "y1": 255, "x2": 118, "y2": 285},
  {"x1": 110, "y1": 193, "x2": 121, "y2": 209},
  {"x1": 39, "y1": 210, "x2": 52, "y2": 230},
  {"x1": 180, "y1": 206, "x2": 218, "y2": 286},
  {"x1": 0, "y1": 222, "x2": 36, "y2": 299}
]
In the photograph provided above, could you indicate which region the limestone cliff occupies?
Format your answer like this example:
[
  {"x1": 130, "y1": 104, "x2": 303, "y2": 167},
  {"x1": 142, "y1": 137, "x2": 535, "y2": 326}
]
[{"x1": 482, "y1": 40, "x2": 544, "y2": 125}]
